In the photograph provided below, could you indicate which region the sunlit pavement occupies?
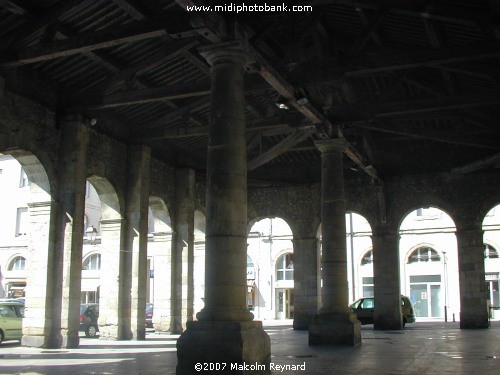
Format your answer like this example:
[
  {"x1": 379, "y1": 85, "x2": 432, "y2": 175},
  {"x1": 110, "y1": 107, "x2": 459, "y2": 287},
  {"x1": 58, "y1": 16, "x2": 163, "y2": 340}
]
[{"x1": 0, "y1": 322, "x2": 499, "y2": 374}]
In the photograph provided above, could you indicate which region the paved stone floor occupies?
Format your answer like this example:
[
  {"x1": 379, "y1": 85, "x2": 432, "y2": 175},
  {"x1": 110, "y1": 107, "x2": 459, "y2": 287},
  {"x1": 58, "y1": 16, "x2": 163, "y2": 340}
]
[{"x1": 0, "y1": 321, "x2": 499, "y2": 374}]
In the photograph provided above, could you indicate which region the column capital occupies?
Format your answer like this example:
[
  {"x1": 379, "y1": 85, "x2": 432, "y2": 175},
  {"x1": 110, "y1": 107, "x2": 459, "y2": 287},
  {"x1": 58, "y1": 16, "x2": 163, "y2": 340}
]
[
  {"x1": 198, "y1": 41, "x2": 248, "y2": 67},
  {"x1": 314, "y1": 138, "x2": 347, "y2": 154}
]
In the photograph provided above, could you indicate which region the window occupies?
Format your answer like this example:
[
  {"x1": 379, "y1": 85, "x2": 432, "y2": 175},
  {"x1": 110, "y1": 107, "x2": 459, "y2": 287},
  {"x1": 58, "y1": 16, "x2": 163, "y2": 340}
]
[
  {"x1": 85, "y1": 181, "x2": 91, "y2": 197},
  {"x1": 407, "y1": 247, "x2": 441, "y2": 263},
  {"x1": 485, "y1": 244, "x2": 499, "y2": 259},
  {"x1": 16, "y1": 207, "x2": 28, "y2": 236},
  {"x1": 361, "y1": 250, "x2": 373, "y2": 265},
  {"x1": 360, "y1": 298, "x2": 374, "y2": 309},
  {"x1": 83, "y1": 254, "x2": 101, "y2": 271},
  {"x1": 19, "y1": 168, "x2": 29, "y2": 187},
  {"x1": 415, "y1": 207, "x2": 441, "y2": 220},
  {"x1": 276, "y1": 253, "x2": 294, "y2": 281},
  {"x1": 8, "y1": 256, "x2": 26, "y2": 271}
]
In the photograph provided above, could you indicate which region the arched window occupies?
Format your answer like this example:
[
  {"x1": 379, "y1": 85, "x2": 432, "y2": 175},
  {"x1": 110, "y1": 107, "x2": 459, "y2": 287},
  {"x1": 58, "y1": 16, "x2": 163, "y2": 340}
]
[
  {"x1": 276, "y1": 253, "x2": 294, "y2": 281},
  {"x1": 407, "y1": 247, "x2": 441, "y2": 264},
  {"x1": 83, "y1": 253, "x2": 101, "y2": 270},
  {"x1": 485, "y1": 244, "x2": 499, "y2": 259},
  {"x1": 247, "y1": 255, "x2": 254, "y2": 268},
  {"x1": 8, "y1": 256, "x2": 26, "y2": 271},
  {"x1": 361, "y1": 250, "x2": 373, "y2": 265}
]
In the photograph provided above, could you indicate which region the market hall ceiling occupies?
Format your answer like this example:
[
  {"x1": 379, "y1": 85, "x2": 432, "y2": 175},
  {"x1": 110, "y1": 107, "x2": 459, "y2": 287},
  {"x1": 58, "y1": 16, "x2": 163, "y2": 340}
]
[{"x1": 1, "y1": 0, "x2": 500, "y2": 185}]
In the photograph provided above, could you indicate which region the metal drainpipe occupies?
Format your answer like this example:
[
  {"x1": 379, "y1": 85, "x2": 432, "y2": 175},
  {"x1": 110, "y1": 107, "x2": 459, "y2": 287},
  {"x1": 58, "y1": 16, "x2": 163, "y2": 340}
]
[{"x1": 349, "y1": 212, "x2": 356, "y2": 302}]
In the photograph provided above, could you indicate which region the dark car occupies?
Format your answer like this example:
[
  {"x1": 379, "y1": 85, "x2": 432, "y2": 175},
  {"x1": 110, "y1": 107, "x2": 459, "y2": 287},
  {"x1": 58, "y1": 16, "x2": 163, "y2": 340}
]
[
  {"x1": 350, "y1": 295, "x2": 416, "y2": 327},
  {"x1": 79, "y1": 304, "x2": 99, "y2": 338},
  {"x1": 145, "y1": 303, "x2": 153, "y2": 328}
]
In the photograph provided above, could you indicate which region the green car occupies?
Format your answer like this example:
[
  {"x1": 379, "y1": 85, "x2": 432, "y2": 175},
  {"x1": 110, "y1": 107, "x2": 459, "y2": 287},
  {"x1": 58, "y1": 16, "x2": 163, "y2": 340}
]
[{"x1": 0, "y1": 301, "x2": 24, "y2": 344}]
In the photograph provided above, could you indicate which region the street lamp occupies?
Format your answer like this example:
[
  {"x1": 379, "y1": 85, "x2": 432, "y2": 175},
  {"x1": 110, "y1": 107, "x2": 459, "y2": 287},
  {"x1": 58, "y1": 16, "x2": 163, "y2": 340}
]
[
  {"x1": 442, "y1": 251, "x2": 448, "y2": 322},
  {"x1": 86, "y1": 225, "x2": 98, "y2": 245}
]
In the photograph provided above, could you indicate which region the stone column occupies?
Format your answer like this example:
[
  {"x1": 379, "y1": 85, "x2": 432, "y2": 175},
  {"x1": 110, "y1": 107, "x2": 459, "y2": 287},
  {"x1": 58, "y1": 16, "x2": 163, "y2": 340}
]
[
  {"x1": 372, "y1": 230, "x2": 402, "y2": 330},
  {"x1": 123, "y1": 145, "x2": 151, "y2": 340},
  {"x1": 293, "y1": 238, "x2": 319, "y2": 330},
  {"x1": 456, "y1": 228, "x2": 489, "y2": 328},
  {"x1": 58, "y1": 116, "x2": 89, "y2": 348},
  {"x1": 170, "y1": 168, "x2": 195, "y2": 333},
  {"x1": 176, "y1": 41, "x2": 270, "y2": 374},
  {"x1": 22, "y1": 201, "x2": 60, "y2": 348},
  {"x1": 309, "y1": 139, "x2": 361, "y2": 346},
  {"x1": 98, "y1": 218, "x2": 124, "y2": 339},
  {"x1": 152, "y1": 232, "x2": 172, "y2": 332}
]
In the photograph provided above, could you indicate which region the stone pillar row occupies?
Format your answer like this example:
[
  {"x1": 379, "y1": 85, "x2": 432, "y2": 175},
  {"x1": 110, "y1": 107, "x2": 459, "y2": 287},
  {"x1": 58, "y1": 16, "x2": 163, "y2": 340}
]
[
  {"x1": 309, "y1": 139, "x2": 361, "y2": 346},
  {"x1": 371, "y1": 230, "x2": 402, "y2": 330},
  {"x1": 176, "y1": 41, "x2": 271, "y2": 374},
  {"x1": 20, "y1": 119, "x2": 177, "y2": 348},
  {"x1": 293, "y1": 238, "x2": 319, "y2": 330},
  {"x1": 456, "y1": 228, "x2": 489, "y2": 328}
]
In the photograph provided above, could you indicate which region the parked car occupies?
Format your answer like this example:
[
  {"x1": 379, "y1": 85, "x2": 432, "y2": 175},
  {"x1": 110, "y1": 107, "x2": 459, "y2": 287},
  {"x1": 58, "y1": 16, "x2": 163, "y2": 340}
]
[
  {"x1": 79, "y1": 304, "x2": 99, "y2": 338},
  {"x1": 145, "y1": 303, "x2": 153, "y2": 328},
  {"x1": 0, "y1": 300, "x2": 24, "y2": 344},
  {"x1": 350, "y1": 295, "x2": 416, "y2": 327}
]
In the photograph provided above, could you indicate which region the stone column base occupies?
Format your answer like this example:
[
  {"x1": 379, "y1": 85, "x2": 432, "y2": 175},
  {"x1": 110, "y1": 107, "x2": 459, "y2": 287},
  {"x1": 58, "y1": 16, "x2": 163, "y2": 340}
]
[
  {"x1": 309, "y1": 312, "x2": 361, "y2": 346},
  {"x1": 293, "y1": 313, "x2": 313, "y2": 330},
  {"x1": 460, "y1": 311, "x2": 489, "y2": 329},
  {"x1": 176, "y1": 320, "x2": 271, "y2": 374},
  {"x1": 22, "y1": 334, "x2": 62, "y2": 349}
]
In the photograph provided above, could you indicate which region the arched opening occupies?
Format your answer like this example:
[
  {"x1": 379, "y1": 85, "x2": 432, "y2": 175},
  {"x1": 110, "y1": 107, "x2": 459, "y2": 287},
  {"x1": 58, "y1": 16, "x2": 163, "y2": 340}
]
[
  {"x1": 0, "y1": 150, "x2": 53, "y2": 342},
  {"x1": 147, "y1": 196, "x2": 173, "y2": 332},
  {"x1": 193, "y1": 210, "x2": 206, "y2": 315},
  {"x1": 317, "y1": 212, "x2": 373, "y2": 304},
  {"x1": 81, "y1": 253, "x2": 101, "y2": 303},
  {"x1": 85, "y1": 175, "x2": 122, "y2": 338},
  {"x1": 483, "y1": 204, "x2": 500, "y2": 320},
  {"x1": 247, "y1": 217, "x2": 293, "y2": 320},
  {"x1": 400, "y1": 207, "x2": 458, "y2": 321},
  {"x1": 82, "y1": 180, "x2": 103, "y2": 304}
]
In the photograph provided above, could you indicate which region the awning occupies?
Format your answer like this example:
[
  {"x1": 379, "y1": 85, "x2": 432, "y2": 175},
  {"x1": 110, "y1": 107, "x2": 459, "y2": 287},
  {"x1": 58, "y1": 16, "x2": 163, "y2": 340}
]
[{"x1": 247, "y1": 280, "x2": 255, "y2": 292}]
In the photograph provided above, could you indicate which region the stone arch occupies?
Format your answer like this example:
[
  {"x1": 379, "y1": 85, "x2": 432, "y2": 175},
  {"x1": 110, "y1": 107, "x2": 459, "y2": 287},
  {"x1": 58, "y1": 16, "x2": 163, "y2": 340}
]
[
  {"x1": 85, "y1": 175, "x2": 123, "y2": 339},
  {"x1": 248, "y1": 210, "x2": 299, "y2": 240},
  {"x1": 397, "y1": 202, "x2": 456, "y2": 234},
  {"x1": 148, "y1": 196, "x2": 172, "y2": 234},
  {"x1": 146, "y1": 196, "x2": 173, "y2": 332},
  {"x1": 87, "y1": 175, "x2": 122, "y2": 221},
  {"x1": 0, "y1": 149, "x2": 56, "y2": 346},
  {"x1": 399, "y1": 208, "x2": 458, "y2": 322},
  {"x1": 247, "y1": 216, "x2": 294, "y2": 320},
  {"x1": 482, "y1": 203, "x2": 500, "y2": 315},
  {"x1": 193, "y1": 210, "x2": 206, "y2": 319}
]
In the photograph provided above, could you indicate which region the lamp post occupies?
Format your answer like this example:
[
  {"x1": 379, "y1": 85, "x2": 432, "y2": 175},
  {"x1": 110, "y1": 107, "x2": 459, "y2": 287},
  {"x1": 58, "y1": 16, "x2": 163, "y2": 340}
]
[
  {"x1": 442, "y1": 251, "x2": 448, "y2": 322},
  {"x1": 86, "y1": 225, "x2": 97, "y2": 245}
]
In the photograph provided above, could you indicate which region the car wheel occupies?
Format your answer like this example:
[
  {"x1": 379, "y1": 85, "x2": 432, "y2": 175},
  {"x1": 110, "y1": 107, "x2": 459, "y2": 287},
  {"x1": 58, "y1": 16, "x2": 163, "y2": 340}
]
[
  {"x1": 403, "y1": 319, "x2": 406, "y2": 328},
  {"x1": 0, "y1": 330, "x2": 4, "y2": 344},
  {"x1": 85, "y1": 324, "x2": 97, "y2": 338}
]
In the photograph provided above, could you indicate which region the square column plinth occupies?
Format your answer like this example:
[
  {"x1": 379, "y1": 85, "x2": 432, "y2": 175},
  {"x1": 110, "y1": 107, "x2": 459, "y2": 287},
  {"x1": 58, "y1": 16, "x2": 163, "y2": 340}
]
[
  {"x1": 176, "y1": 320, "x2": 271, "y2": 374},
  {"x1": 309, "y1": 312, "x2": 361, "y2": 346}
]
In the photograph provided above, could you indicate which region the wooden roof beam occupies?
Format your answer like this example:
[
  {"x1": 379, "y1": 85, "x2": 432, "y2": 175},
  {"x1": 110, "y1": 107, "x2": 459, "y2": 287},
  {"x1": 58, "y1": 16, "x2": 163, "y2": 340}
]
[
  {"x1": 329, "y1": 91, "x2": 500, "y2": 121},
  {"x1": 355, "y1": 122, "x2": 500, "y2": 150},
  {"x1": 248, "y1": 129, "x2": 316, "y2": 171},
  {"x1": 450, "y1": 153, "x2": 500, "y2": 175},
  {"x1": 64, "y1": 79, "x2": 211, "y2": 111},
  {"x1": 290, "y1": 40, "x2": 500, "y2": 85},
  {"x1": 0, "y1": 15, "x2": 191, "y2": 67}
]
